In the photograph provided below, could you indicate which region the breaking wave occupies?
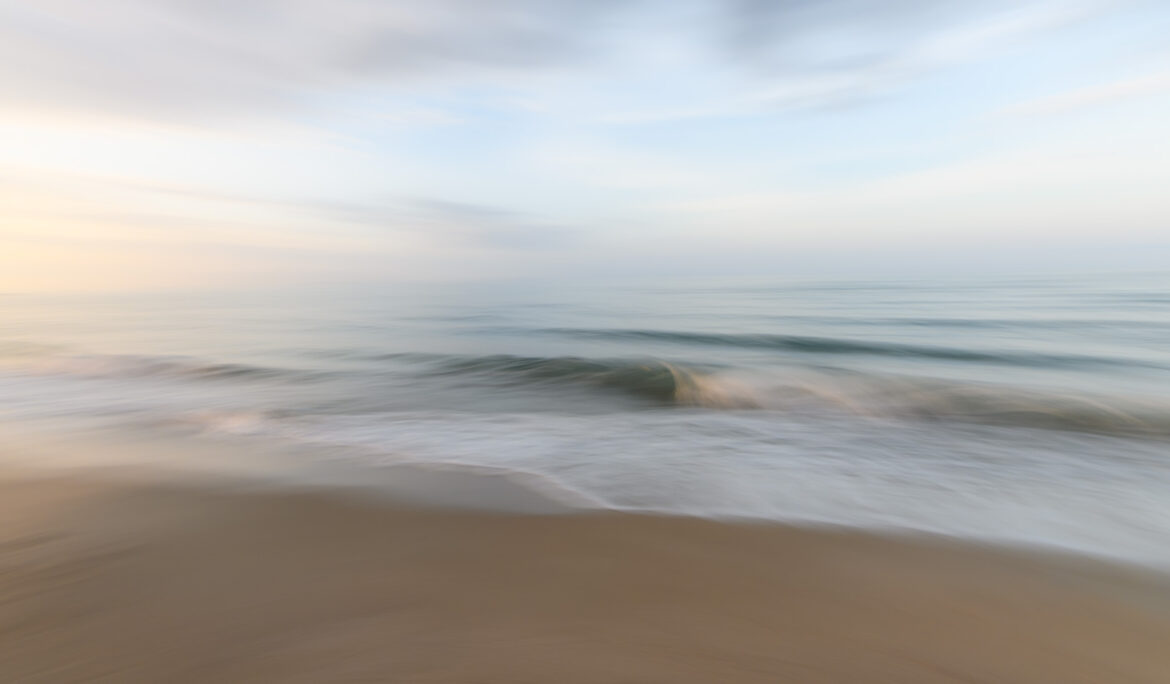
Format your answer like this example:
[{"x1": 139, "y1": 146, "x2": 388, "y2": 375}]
[
  {"x1": 403, "y1": 353, "x2": 754, "y2": 408},
  {"x1": 394, "y1": 352, "x2": 1170, "y2": 438}
]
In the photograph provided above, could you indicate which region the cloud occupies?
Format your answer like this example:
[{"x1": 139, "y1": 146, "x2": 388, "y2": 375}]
[
  {"x1": 155, "y1": 188, "x2": 578, "y2": 250},
  {"x1": 721, "y1": 0, "x2": 1096, "y2": 70},
  {"x1": 522, "y1": 0, "x2": 1113, "y2": 126},
  {"x1": 656, "y1": 135, "x2": 1170, "y2": 244},
  {"x1": 995, "y1": 69, "x2": 1170, "y2": 118},
  {"x1": 406, "y1": 199, "x2": 577, "y2": 249},
  {"x1": 1, "y1": 168, "x2": 587, "y2": 291},
  {"x1": 0, "y1": 0, "x2": 1111, "y2": 124},
  {"x1": 1, "y1": 168, "x2": 577, "y2": 254},
  {"x1": 0, "y1": 0, "x2": 617, "y2": 121},
  {"x1": 722, "y1": 0, "x2": 967, "y2": 72},
  {"x1": 711, "y1": 0, "x2": 1103, "y2": 113}
]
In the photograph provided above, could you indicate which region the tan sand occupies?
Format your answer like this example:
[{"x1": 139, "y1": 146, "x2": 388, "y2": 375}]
[{"x1": 2, "y1": 473, "x2": 1169, "y2": 683}]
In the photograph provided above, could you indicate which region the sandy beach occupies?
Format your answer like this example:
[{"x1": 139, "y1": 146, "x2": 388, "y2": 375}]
[{"x1": 2, "y1": 470, "x2": 1169, "y2": 683}]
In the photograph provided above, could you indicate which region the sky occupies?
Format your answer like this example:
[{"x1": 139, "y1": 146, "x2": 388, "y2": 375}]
[{"x1": 2, "y1": 0, "x2": 1169, "y2": 292}]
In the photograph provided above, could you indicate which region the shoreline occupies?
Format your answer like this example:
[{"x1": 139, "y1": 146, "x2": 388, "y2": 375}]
[
  {"x1": 3, "y1": 468, "x2": 1169, "y2": 683},
  {"x1": 5, "y1": 421, "x2": 1169, "y2": 571}
]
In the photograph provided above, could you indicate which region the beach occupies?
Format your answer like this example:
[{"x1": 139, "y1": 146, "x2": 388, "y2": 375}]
[
  {"x1": 4, "y1": 275, "x2": 1170, "y2": 682},
  {"x1": 4, "y1": 469, "x2": 1169, "y2": 684}
]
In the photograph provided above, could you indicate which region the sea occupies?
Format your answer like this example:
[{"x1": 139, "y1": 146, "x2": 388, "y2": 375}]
[{"x1": 3, "y1": 270, "x2": 1170, "y2": 566}]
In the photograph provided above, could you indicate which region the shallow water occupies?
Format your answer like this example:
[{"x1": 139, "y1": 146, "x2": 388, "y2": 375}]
[{"x1": 2, "y1": 271, "x2": 1170, "y2": 565}]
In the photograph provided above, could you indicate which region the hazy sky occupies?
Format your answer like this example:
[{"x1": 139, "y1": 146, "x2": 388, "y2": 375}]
[{"x1": 2, "y1": 0, "x2": 1169, "y2": 291}]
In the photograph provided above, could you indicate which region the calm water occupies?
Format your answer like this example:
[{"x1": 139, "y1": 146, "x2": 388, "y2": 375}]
[{"x1": 3, "y1": 271, "x2": 1170, "y2": 564}]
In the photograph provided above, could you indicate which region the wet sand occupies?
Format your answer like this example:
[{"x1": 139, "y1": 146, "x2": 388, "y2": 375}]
[{"x1": 3, "y1": 471, "x2": 1169, "y2": 683}]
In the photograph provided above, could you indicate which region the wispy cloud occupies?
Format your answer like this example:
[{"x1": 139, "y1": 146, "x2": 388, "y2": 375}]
[
  {"x1": 0, "y1": 0, "x2": 616, "y2": 121},
  {"x1": 559, "y1": 1, "x2": 1110, "y2": 125},
  {"x1": 710, "y1": 0, "x2": 1099, "y2": 108},
  {"x1": 995, "y1": 69, "x2": 1170, "y2": 118},
  {"x1": 2, "y1": 168, "x2": 576, "y2": 251},
  {"x1": 0, "y1": 0, "x2": 1109, "y2": 125},
  {"x1": 406, "y1": 199, "x2": 578, "y2": 249}
]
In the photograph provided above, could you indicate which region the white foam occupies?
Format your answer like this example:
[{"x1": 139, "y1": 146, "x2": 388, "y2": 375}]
[{"x1": 187, "y1": 407, "x2": 1170, "y2": 569}]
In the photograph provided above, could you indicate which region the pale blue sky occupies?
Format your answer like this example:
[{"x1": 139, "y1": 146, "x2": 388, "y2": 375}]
[{"x1": 2, "y1": 0, "x2": 1168, "y2": 291}]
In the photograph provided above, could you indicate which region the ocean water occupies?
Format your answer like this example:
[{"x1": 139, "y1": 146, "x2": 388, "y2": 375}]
[{"x1": 3, "y1": 271, "x2": 1170, "y2": 565}]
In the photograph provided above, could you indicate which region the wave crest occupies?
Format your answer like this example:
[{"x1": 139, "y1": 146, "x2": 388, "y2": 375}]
[
  {"x1": 417, "y1": 353, "x2": 758, "y2": 408},
  {"x1": 403, "y1": 353, "x2": 1170, "y2": 438},
  {"x1": 536, "y1": 328, "x2": 1163, "y2": 369}
]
